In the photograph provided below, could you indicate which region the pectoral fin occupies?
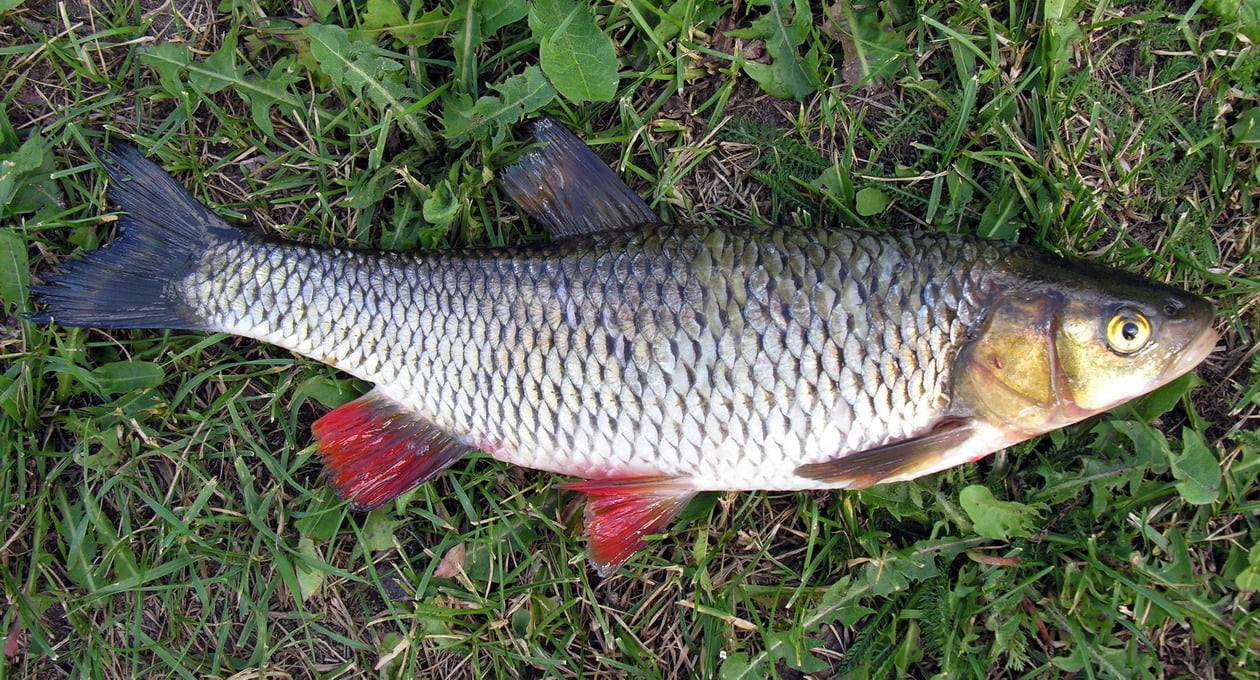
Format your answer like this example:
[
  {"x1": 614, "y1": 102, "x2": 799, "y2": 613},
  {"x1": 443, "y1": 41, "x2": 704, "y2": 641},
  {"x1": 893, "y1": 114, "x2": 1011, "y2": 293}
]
[
  {"x1": 795, "y1": 419, "x2": 974, "y2": 488},
  {"x1": 560, "y1": 475, "x2": 697, "y2": 576},
  {"x1": 312, "y1": 391, "x2": 474, "y2": 510},
  {"x1": 501, "y1": 117, "x2": 658, "y2": 237}
]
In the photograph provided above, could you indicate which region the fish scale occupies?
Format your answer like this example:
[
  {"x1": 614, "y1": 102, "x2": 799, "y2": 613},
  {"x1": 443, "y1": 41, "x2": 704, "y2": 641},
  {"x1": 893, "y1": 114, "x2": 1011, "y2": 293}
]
[
  {"x1": 184, "y1": 223, "x2": 999, "y2": 490},
  {"x1": 32, "y1": 121, "x2": 1216, "y2": 574}
]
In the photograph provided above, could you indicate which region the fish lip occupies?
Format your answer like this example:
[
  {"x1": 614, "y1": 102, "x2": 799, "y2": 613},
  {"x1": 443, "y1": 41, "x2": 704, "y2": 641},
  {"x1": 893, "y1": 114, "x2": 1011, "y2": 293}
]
[{"x1": 1158, "y1": 324, "x2": 1218, "y2": 385}]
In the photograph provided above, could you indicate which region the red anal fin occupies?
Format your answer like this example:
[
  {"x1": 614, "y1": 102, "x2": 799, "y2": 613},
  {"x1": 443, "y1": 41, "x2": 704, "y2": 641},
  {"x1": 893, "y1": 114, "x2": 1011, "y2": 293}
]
[
  {"x1": 795, "y1": 419, "x2": 974, "y2": 488},
  {"x1": 560, "y1": 475, "x2": 696, "y2": 576},
  {"x1": 312, "y1": 392, "x2": 473, "y2": 510}
]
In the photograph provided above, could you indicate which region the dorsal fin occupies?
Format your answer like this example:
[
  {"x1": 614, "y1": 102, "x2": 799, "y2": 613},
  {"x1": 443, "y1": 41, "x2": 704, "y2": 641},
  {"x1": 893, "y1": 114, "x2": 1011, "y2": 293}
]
[
  {"x1": 500, "y1": 117, "x2": 657, "y2": 237},
  {"x1": 794, "y1": 419, "x2": 974, "y2": 488}
]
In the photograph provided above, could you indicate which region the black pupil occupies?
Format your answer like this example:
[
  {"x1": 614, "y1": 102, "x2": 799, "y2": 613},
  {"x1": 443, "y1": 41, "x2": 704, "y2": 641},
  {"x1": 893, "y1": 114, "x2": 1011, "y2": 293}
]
[{"x1": 1122, "y1": 321, "x2": 1140, "y2": 342}]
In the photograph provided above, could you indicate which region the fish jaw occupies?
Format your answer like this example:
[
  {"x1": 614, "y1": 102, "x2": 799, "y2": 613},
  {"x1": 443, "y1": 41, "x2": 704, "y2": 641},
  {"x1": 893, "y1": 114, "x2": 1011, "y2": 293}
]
[{"x1": 1156, "y1": 324, "x2": 1218, "y2": 388}]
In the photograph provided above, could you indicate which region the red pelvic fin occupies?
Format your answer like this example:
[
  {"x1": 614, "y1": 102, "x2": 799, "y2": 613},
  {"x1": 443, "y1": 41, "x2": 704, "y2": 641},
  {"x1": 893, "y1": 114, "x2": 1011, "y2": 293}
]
[
  {"x1": 312, "y1": 392, "x2": 473, "y2": 510},
  {"x1": 560, "y1": 476, "x2": 696, "y2": 576}
]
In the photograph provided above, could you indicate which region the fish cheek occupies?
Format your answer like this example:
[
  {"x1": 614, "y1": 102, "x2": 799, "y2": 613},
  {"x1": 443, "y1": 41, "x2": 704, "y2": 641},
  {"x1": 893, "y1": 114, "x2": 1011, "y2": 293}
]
[
  {"x1": 1052, "y1": 304, "x2": 1162, "y2": 412},
  {"x1": 953, "y1": 292, "x2": 1063, "y2": 435}
]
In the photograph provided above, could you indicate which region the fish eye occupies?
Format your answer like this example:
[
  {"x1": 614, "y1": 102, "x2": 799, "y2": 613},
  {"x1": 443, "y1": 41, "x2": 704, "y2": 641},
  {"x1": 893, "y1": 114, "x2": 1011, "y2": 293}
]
[{"x1": 1105, "y1": 310, "x2": 1152, "y2": 355}]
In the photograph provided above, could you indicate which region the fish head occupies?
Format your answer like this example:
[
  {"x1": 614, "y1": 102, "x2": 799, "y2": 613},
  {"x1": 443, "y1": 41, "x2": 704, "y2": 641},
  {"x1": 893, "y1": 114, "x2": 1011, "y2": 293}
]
[{"x1": 954, "y1": 253, "x2": 1216, "y2": 438}]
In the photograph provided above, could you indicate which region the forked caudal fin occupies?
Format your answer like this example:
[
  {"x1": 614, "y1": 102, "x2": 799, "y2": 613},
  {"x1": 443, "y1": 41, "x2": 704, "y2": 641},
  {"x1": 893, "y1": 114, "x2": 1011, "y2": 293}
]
[{"x1": 30, "y1": 146, "x2": 245, "y2": 330}]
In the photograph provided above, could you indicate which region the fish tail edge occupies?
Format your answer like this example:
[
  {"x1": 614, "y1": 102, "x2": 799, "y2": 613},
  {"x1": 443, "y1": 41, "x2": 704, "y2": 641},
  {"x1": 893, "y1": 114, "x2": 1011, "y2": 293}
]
[{"x1": 29, "y1": 146, "x2": 244, "y2": 330}]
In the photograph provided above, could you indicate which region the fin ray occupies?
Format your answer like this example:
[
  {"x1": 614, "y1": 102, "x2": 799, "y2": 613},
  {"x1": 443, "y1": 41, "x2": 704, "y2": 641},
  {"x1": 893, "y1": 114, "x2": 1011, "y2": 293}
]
[
  {"x1": 313, "y1": 391, "x2": 474, "y2": 510},
  {"x1": 501, "y1": 117, "x2": 657, "y2": 237},
  {"x1": 795, "y1": 419, "x2": 974, "y2": 488},
  {"x1": 561, "y1": 475, "x2": 696, "y2": 576}
]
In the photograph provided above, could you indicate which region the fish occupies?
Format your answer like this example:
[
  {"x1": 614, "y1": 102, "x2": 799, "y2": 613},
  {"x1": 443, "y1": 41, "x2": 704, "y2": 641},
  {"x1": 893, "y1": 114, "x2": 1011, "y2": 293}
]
[{"x1": 30, "y1": 118, "x2": 1217, "y2": 575}]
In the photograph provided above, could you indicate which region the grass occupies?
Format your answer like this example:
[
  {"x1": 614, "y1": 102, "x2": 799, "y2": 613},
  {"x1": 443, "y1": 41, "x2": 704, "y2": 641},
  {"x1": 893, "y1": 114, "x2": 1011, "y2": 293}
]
[{"x1": 1, "y1": 0, "x2": 1258, "y2": 677}]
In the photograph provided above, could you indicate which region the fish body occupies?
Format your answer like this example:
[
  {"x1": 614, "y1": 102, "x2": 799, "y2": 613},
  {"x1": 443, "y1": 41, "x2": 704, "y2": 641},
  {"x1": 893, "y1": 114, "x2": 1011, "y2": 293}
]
[
  {"x1": 32, "y1": 120, "x2": 1217, "y2": 574},
  {"x1": 192, "y1": 223, "x2": 1004, "y2": 490}
]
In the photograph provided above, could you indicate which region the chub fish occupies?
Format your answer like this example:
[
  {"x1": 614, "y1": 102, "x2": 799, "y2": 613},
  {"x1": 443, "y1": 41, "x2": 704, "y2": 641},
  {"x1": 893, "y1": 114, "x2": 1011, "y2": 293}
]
[{"x1": 32, "y1": 119, "x2": 1217, "y2": 574}]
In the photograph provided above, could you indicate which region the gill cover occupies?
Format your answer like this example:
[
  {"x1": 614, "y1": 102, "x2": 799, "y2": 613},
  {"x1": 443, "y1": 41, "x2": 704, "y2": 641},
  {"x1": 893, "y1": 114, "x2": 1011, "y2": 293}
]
[
  {"x1": 953, "y1": 291, "x2": 1089, "y2": 436},
  {"x1": 953, "y1": 257, "x2": 1217, "y2": 440}
]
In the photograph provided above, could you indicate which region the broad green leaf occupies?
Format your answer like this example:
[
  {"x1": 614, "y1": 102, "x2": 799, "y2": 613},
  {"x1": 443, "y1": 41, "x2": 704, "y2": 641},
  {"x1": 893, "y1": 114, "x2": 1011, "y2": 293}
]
[
  {"x1": 808, "y1": 576, "x2": 875, "y2": 627},
  {"x1": 1236, "y1": 568, "x2": 1260, "y2": 591},
  {"x1": 763, "y1": 631, "x2": 828, "y2": 673},
  {"x1": 494, "y1": 63, "x2": 559, "y2": 112},
  {"x1": 1041, "y1": 0, "x2": 1084, "y2": 90},
  {"x1": 59, "y1": 501, "x2": 102, "y2": 591},
  {"x1": 141, "y1": 39, "x2": 303, "y2": 138},
  {"x1": 1107, "y1": 419, "x2": 1172, "y2": 471},
  {"x1": 1131, "y1": 372, "x2": 1196, "y2": 421},
  {"x1": 0, "y1": 133, "x2": 61, "y2": 218},
  {"x1": 247, "y1": 58, "x2": 304, "y2": 138},
  {"x1": 727, "y1": 0, "x2": 820, "y2": 99},
  {"x1": 0, "y1": 229, "x2": 28, "y2": 310},
  {"x1": 1171, "y1": 428, "x2": 1220, "y2": 505},
  {"x1": 0, "y1": 1, "x2": 26, "y2": 12},
  {"x1": 815, "y1": 163, "x2": 853, "y2": 205},
  {"x1": 302, "y1": 23, "x2": 434, "y2": 149},
  {"x1": 295, "y1": 375, "x2": 360, "y2": 409},
  {"x1": 355, "y1": 0, "x2": 446, "y2": 46},
  {"x1": 91, "y1": 361, "x2": 166, "y2": 395},
  {"x1": 1231, "y1": 107, "x2": 1260, "y2": 146},
  {"x1": 340, "y1": 163, "x2": 397, "y2": 210},
  {"x1": 441, "y1": 66, "x2": 556, "y2": 141},
  {"x1": 1043, "y1": 0, "x2": 1082, "y2": 22},
  {"x1": 189, "y1": 35, "x2": 243, "y2": 94},
  {"x1": 451, "y1": 0, "x2": 482, "y2": 92},
  {"x1": 481, "y1": 0, "x2": 528, "y2": 35},
  {"x1": 1204, "y1": 0, "x2": 1260, "y2": 40},
  {"x1": 422, "y1": 180, "x2": 460, "y2": 227},
  {"x1": 977, "y1": 187, "x2": 1020, "y2": 239},
  {"x1": 527, "y1": 0, "x2": 570, "y2": 31},
  {"x1": 855, "y1": 186, "x2": 891, "y2": 215},
  {"x1": 461, "y1": 517, "x2": 538, "y2": 582},
  {"x1": 823, "y1": 0, "x2": 907, "y2": 88},
  {"x1": 718, "y1": 652, "x2": 754, "y2": 679},
  {"x1": 959, "y1": 485, "x2": 1040, "y2": 541},
  {"x1": 864, "y1": 556, "x2": 909, "y2": 595},
  {"x1": 892, "y1": 619, "x2": 924, "y2": 669},
  {"x1": 862, "y1": 549, "x2": 937, "y2": 596},
  {"x1": 304, "y1": 24, "x2": 406, "y2": 90},
  {"x1": 359, "y1": 0, "x2": 406, "y2": 37},
  {"x1": 295, "y1": 491, "x2": 347, "y2": 542},
  {"x1": 141, "y1": 42, "x2": 193, "y2": 96},
  {"x1": 0, "y1": 375, "x2": 20, "y2": 423},
  {"x1": 361, "y1": 512, "x2": 399, "y2": 552},
  {"x1": 529, "y1": 0, "x2": 618, "y2": 102},
  {"x1": 306, "y1": 0, "x2": 336, "y2": 21},
  {"x1": 1237, "y1": 543, "x2": 1260, "y2": 591},
  {"x1": 294, "y1": 537, "x2": 326, "y2": 602}
]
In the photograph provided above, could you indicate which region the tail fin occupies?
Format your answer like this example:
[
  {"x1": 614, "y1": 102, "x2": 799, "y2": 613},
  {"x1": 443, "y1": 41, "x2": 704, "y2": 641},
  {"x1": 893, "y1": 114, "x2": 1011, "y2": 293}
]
[{"x1": 30, "y1": 146, "x2": 243, "y2": 330}]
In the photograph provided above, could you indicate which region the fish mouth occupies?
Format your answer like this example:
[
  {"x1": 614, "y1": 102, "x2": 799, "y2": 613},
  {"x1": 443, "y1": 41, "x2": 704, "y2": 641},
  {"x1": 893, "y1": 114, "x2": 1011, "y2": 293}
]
[{"x1": 1158, "y1": 324, "x2": 1218, "y2": 385}]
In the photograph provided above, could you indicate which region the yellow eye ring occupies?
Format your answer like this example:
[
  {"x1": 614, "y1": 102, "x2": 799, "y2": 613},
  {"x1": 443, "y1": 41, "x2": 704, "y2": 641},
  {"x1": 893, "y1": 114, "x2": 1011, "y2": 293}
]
[{"x1": 1106, "y1": 311, "x2": 1152, "y2": 354}]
